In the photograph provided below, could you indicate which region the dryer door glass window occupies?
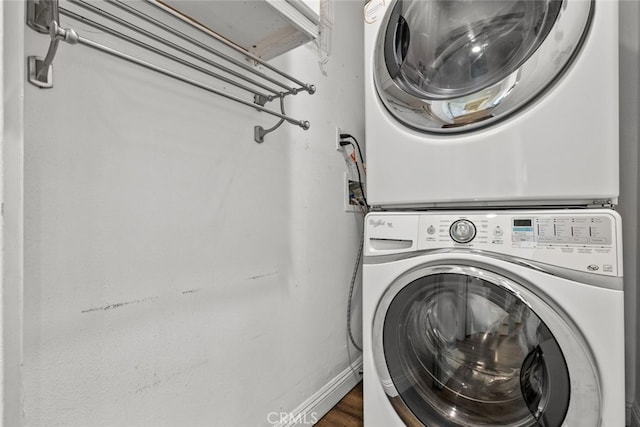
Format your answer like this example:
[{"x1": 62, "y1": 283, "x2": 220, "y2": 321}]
[
  {"x1": 377, "y1": 271, "x2": 570, "y2": 426},
  {"x1": 374, "y1": 0, "x2": 593, "y2": 132}
]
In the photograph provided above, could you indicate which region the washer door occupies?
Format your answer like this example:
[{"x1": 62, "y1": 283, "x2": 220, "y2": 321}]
[
  {"x1": 372, "y1": 264, "x2": 601, "y2": 426},
  {"x1": 374, "y1": 0, "x2": 593, "y2": 133}
]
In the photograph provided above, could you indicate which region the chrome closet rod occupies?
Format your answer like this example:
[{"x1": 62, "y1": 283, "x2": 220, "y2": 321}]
[
  {"x1": 144, "y1": 0, "x2": 313, "y2": 93},
  {"x1": 60, "y1": 27, "x2": 310, "y2": 129},
  {"x1": 60, "y1": 6, "x2": 278, "y2": 101},
  {"x1": 105, "y1": 0, "x2": 306, "y2": 94}
]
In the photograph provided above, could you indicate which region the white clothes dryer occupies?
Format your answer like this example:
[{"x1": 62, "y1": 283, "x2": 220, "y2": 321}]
[
  {"x1": 363, "y1": 210, "x2": 625, "y2": 426},
  {"x1": 363, "y1": 0, "x2": 619, "y2": 208}
]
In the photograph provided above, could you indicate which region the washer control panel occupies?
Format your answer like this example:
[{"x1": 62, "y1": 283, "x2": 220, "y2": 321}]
[
  {"x1": 419, "y1": 214, "x2": 614, "y2": 247},
  {"x1": 363, "y1": 210, "x2": 622, "y2": 277},
  {"x1": 415, "y1": 210, "x2": 620, "y2": 276}
]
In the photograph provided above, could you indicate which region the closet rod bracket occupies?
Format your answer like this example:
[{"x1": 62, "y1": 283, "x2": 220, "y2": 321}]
[
  {"x1": 254, "y1": 97, "x2": 310, "y2": 143},
  {"x1": 28, "y1": 7, "x2": 79, "y2": 88},
  {"x1": 254, "y1": 119, "x2": 310, "y2": 143},
  {"x1": 254, "y1": 94, "x2": 270, "y2": 107}
]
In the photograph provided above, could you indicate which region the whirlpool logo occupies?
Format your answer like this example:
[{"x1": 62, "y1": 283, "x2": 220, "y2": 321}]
[{"x1": 369, "y1": 219, "x2": 394, "y2": 228}]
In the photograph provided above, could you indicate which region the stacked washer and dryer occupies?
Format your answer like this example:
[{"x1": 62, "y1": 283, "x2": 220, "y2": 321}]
[{"x1": 362, "y1": 0, "x2": 624, "y2": 426}]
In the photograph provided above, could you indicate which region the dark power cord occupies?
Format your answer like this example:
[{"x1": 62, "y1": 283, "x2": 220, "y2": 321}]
[
  {"x1": 340, "y1": 134, "x2": 365, "y2": 173},
  {"x1": 339, "y1": 134, "x2": 369, "y2": 210}
]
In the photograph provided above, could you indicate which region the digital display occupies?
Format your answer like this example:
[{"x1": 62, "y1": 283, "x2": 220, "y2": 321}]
[{"x1": 514, "y1": 219, "x2": 532, "y2": 227}]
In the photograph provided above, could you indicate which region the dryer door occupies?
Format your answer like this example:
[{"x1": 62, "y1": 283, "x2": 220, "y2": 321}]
[
  {"x1": 372, "y1": 264, "x2": 600, "y2": 426},
  {"x1": 374, "y1": 0, "x2": 593, "y2": 133}
]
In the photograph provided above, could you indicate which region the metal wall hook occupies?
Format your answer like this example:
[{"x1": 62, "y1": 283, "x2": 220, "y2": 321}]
[
  {"x1": 254, "y1": 97, "x2": 310, "y2": 143},
  {"x1": 255, "y1": 97, "x2": 287, "y2": 143},
  {"x1": 28, "y1": 20, "x2": 79, "y2": 88}
]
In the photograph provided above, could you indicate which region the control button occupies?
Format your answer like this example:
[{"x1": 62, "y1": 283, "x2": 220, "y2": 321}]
[
  {"x1": 603, "y1": 264, "x2": 613, "y2": 272},
  {"x1": 427, "y1": 225, "x2": 436, "y2": 235},
  {"x1": 493, "y1": 226, "x2": 504, "y2": 237},
  {"x1": 590, "y1": 237, "x2": 607, "y2": 244},
  {"x1": 587, "y1": 264, "x2": 600, "y2": 272},
  {"x1": 450, "y1": 219, "x2": 476, "y2": 244}
]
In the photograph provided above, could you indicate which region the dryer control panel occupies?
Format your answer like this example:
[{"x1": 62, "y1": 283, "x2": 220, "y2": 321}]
[{"x1": 365, "y1": 210, "x2": 622, "y2": 277}]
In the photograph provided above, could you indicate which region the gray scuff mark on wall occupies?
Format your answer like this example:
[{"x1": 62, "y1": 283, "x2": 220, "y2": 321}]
[
  {"x1": 81, "y1": 296, "x2": 160, "y2": 314},
  {"x1": 82, "y1": 288, "x2": 206, "y2": 313},
  {"x1": 245, "y1": 271, "x2": 279, "y2": 281}
]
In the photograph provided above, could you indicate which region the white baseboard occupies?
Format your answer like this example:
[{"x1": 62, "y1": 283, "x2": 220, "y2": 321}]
[
  {"x1": 631, "y1": 400, "x2": 640, "y2": 427},
  {"x1": 277, "y1": 357, "x2": 363, "y2": 427}
]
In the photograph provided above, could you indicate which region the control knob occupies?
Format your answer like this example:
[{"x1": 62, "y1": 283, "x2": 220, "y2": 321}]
[{"x1": 450, "y1": 219, "x2": 476, "y2": 244}]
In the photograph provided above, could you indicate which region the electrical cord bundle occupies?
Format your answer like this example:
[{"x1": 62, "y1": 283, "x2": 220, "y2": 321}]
[{"x1": 339, "y1": 134, "x2": 369, "y2": 211}]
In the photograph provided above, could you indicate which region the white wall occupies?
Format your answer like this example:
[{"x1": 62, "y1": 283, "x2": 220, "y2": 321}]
[
  {"x1": 19, "y1": 1, "x2": 364, "y2": 426},
  {"x1": 619, "y1": 1, "x2": 640, "y2": 425},
  {"x1": 1, "y1": 1, "x2": 25, "y2": 425}
]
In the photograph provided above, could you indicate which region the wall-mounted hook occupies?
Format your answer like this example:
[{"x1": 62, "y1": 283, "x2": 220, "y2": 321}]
[
  {"x1": 27, "y1": 0, "x2": 79, "y2": 88},
  {"x1": 255, "y1": 98, "x2": 287, "y2": 143},
  {"x1": 28, "y1": 21, "x2": 79, "y2": 88}
]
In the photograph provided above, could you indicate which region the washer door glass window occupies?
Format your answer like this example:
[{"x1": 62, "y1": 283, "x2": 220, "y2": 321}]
[
  {"x1": 373, "y1": 268, "x2": 573, "y2": 426},
  {"x1": 374, "y1": 0, "x2": 593, "y2": 133}
]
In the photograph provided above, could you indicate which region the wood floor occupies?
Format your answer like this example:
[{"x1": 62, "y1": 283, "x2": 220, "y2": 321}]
[{"x1": 315, "y1": 382, "x2": 363, "y2": 427}]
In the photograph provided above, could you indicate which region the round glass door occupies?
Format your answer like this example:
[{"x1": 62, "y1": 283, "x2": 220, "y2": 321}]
[
  {"x1": 372, "y1": 264, "x2": 600, "y2": 426},
  {"x1": 374, "y1": 0, "x2": 594, "y2": 133}
]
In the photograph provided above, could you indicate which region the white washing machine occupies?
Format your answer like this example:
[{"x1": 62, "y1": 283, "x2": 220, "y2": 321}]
[
  {"x1": 363, "y1": 0, "x2": 619, "y2": 208},
  {"x1": 363, "y1": 210, "x2": 625, "y2": 426}
]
